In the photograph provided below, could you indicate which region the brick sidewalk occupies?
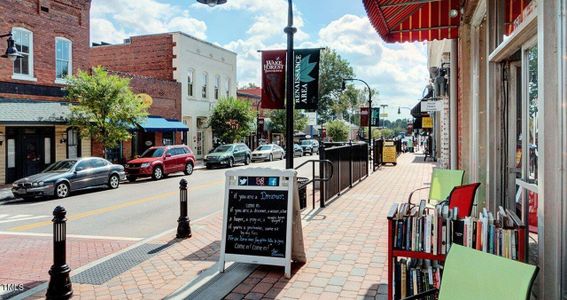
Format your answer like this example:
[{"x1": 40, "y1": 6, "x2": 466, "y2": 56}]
[
  {"x1": 225, "y1": 153, "x2": 434, "y2": 300},
  {"x1": 0, "y1": 234, "x2": 134, "y2": 298}
]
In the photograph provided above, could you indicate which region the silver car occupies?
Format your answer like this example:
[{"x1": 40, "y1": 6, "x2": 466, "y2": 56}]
[
  {"x1": 251, "y1": 144, "x2": 285, "y2": 162},
  {"x1": 11, "y1": 157, "x2": 126, "y2": 200}
]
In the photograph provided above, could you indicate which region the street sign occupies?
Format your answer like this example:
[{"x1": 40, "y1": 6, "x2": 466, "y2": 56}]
[
  {"x1": 219, "y1": 168, "x2": 305, "y2": 278},
  {"x1": 306, "y1": 112, "x2": 317, "y2": 126},
  {"x1": 421, "y1": 100, "x2": 443, "y2": 112}
]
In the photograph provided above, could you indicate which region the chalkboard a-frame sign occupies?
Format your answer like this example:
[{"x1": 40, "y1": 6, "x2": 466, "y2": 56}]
[{"x1": 219, "y1": 168, "x2": 296, "y2": 278}]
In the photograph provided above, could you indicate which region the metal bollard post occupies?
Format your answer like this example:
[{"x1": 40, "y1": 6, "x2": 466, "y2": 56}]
[
  {"x1": 46, "y1": 206, "x2": 72, "y2": 299},
  {"x1": 176, "y1": 179, "x2": 192, "y2": 239}
]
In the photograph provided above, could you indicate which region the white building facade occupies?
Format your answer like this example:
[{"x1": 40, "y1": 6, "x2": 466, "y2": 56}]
[{"x1": 172, "y1": 32, "x2": 237, "y2": 159}]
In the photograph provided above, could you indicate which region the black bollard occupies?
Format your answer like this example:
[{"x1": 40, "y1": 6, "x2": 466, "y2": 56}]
[
  {"x1": 46, "y1": 206, "x2": 72, "y2": 299},
  {"x1": 176, "y1": 179, "x2": 192, "y2": 239}
]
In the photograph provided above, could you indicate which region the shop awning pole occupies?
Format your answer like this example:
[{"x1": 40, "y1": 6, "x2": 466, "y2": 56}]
[{"x1": 450, "y1": 39, "x2": 458, "y2": 169}]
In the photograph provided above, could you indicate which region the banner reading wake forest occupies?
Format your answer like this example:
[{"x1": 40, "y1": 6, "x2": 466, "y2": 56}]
[
  {"x1": 294, "y1": 49, "x2": 321, "y2": 110},
  {"x1": 261, "y1": 50, "x2": 286, "y2": 109}
]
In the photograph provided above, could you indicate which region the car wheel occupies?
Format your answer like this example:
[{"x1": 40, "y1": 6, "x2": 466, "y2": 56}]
[
  {"x1": 184, "y1": 162, "x2": 194, "y2": 175},
  {"x1": 108, "y1": 174, "x2": 120, "y2": 189},
  {"x1": 152, "y1": 166, "x2": 163, "y2": 180},
  {"x1": 206, "y1": 164, "x2": 212, "y2": 169},
  {"x1": 269, "y1": 154, "x2": 273, "y2": 161},
  {"x1": 245, "y1": 156, "x2": 251, "y2": 165},
  {"x1": 127, "y1": 176, "x2": 137, "y2": 182},
  {"x1": 55, "y1": 182, "x2": 70, "y2": 199},
  {"x1": 228, "y1": 158, "x2": 234, "y2": 168}
]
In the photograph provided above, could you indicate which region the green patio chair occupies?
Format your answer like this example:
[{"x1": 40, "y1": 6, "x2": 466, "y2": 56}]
[
  {"x1": 407, "y1": 168, "x2": 464, "y2": 205},
  {"x1": 402, "y1": 244, "x2": 539, "y2": 300}
]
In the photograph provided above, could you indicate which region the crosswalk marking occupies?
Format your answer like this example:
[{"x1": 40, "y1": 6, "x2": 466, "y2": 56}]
[{"x1": 0, "y1": 214, "x2": 50, "y2": 224}]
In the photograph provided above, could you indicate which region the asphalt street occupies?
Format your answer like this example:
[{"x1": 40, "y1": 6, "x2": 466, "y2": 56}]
[{"x1": 0, "y1": 155, "x2": 319, "y2": 239}]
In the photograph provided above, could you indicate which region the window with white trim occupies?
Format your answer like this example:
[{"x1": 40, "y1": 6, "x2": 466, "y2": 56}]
[
  {"x1": 55, "y1": 38, "x2": 72, "y2": 80},
  {"x1": 202, "y1": 72, "x2": 208, "y2": 98},
  {"x1": 12, "y1": 28, "x2": 33, "y2": 77},
  {"x1": 214, "y1": 75, "x2": 220, "y2": 99},
  {"x1": 188, "y1": 69, "x2": 194, "y2": 97},
  {"x1": 225, "y1": 77, "x2": 230, "y2": 97}
]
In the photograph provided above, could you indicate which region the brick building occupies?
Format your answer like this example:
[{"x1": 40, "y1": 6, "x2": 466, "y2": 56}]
[
  {"x1": 90, "y1": 71, "x2": 186, "y2": 163},
  {"x1": 237, "y1": 87, "x2": 267, "y2": 148},
  {"x1": 0, "y1": 0, "x2": 92, "y2": 184},
  {"x1": 91, "y1": 32, "x2": 237, "y2": 159}
]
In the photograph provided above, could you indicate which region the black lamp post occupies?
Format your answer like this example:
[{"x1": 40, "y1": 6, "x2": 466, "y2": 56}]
[
  {"x1": 342, "y1": 78, "x2": 372, "y2": 146},
  {"x1": 1, "y1": 33, "x2": 23, "y2": 62},
  {"x1": 198, "y1": 0, "x2": 296, "y2": 168}
]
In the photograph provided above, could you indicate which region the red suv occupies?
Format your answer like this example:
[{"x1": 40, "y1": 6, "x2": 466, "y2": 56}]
[{"x1": 125, "y1": 145, "x2": 196, "y2": 182}]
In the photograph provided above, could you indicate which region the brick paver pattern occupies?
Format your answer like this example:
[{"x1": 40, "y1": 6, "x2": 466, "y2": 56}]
[{"x1": 225, "y1": 153, "x2": 434, "y2": 300}]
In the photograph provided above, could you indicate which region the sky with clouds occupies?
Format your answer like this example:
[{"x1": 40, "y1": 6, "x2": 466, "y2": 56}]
[{"x1": 90, "y1": 0, "x2": 429, "y2": 120}]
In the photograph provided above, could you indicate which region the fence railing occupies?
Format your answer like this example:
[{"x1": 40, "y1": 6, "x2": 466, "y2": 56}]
[{"x1": 319, "y1": 142, "x2": 369, "y2": 205}]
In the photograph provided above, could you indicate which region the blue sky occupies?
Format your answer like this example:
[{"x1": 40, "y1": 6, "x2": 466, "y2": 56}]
[{"x1": 90, "y1": 0, "x2": 428, "y2": 120}]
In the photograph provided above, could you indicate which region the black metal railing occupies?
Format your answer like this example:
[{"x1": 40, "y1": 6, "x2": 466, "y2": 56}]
[
  {"x1": 294, "y1": 159, "x2": 333, "y2": 210},
  {"x1": 319, "y1": 142, "x2": 369, "y2": 205}
]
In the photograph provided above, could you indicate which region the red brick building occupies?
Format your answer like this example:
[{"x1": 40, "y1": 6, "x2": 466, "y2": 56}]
[
  {"x1": 237, "y1": 87, "x2": 270, "y2": 148},
  {"x1": 0, "y1": 0, "x2": 92, "y2": 184},
  {"x1": 90, "y1": 36, "x2": 187, "y2": 163}
]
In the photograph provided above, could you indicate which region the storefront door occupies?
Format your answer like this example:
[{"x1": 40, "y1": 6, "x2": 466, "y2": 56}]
[
  {"x1": 196, "y1": 131, "x2": 204, "y2": 159},
  {"x1": 5, "y1": 127, "x2": 54, "y2": 183},
  {"x1": 22, "y1": 135, "x2": 43, "y2": 177}
]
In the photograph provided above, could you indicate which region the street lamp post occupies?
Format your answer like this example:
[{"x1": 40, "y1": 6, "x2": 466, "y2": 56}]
[
  {"x1": 284, "y1": 0, "x2": 296, "y2": 169},
  {"x1": 342, "y1": 78, "x2": 372, "y2": 146},
  {"x1": 198, "y1": 0, "x2": 296, "y2": 169},
  {"x1": 1, "y1": 33, "x2": 23, "y2": 62}
]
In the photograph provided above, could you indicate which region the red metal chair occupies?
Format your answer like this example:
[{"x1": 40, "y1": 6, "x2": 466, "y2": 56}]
[{"x1": 447, "y1": 183, "x2": 481, "y2": 219}]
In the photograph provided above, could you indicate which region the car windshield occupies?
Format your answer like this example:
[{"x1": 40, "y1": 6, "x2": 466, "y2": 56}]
[
  {"x1": 44, "y1": 160, "x2": 77, "y2": 172},
  {"x1": 141, "y1": 148, "x2": 164, "y2": 158},
  {"x1": 256, "y1": 145, "x2": 272, "y2": 151},
  {"x1": 301, "y1": 140, "x2": 312, "y2": 145},
  {"x1": 213, "y1": 145, "x2": 233, "y2": 153}
]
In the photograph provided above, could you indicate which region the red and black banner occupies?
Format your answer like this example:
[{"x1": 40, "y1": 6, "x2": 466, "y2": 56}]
[
  {"x1": 360, "y1": 107, "x2": 369, "y2": 126},
  {"x1": 294, "y1": 48, "x2": 320, "y2": 110},
  {"x1": 261, "y1": 50, "x2": 286, "y2": 109}
]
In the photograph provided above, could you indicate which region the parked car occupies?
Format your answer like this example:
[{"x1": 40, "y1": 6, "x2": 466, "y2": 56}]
[
  {"x1": 300, "y1": 139, "x2": 320, "y2": 155},
  {"x1": 124, "y1": 145, "x2": 196, "y2": 182},
  {"x1": 204, "y1": 143, "x2": 251, "y2": 168},
  {"x1": 293, "y1": 144, "x2": 304, "y2": 157},
  {"x1": 252, "y1": 144, "x2": 285, "y2": 162},
  {"x1": 11, "y1": 157, "x2": 126, "y2": 200}
]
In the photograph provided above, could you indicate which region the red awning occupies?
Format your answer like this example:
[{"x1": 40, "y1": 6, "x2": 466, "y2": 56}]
[
  {"x1": 505, "y1": 0, "x2": 532, "y2": 35},
  {"x1": 363, "y1": 0, "x2": 460, "y2": 43}
]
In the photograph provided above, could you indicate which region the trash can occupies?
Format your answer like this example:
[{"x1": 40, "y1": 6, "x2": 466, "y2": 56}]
[{"x1": 297, "y1": 177, "x2": 309, "y2": 210}]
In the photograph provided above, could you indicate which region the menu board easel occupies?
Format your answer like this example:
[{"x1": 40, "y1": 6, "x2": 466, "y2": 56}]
[{"x1": 219, "y1": 168, "x2": 297, "y2": 278}]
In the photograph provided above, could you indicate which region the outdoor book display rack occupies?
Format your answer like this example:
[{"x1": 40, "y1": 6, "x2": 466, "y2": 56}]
[{"x1": 387, "y1": 201, "x2": 526, "y2": 300}]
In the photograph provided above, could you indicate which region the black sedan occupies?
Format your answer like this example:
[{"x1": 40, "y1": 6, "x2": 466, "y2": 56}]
[{"x1": 11, "y1": 157, "x2": 126, "y2": 200}]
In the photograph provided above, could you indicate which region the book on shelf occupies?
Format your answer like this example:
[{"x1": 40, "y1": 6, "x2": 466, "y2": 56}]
[
  {"x1": 393, "y1": 258, "x2": 442, "y2": 300},
  {"x1": 390, "y1": 202, "x2": 525, "y2": 259}
]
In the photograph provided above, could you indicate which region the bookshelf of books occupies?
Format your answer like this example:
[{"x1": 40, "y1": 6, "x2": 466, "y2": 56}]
[{"x1": 387, "y1": 201, "x2": 526, "y2": 300}]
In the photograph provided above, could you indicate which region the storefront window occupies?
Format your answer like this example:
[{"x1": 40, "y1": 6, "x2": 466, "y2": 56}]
[
  {"x1": 67, "y1": 128, "x2": 80, "y2": 159},
  {"x1": 527, "y1": 46, "x2": 538, "y2": 184},
  {"x1": 162, "y1": 132, "x2": 174, "y2": 145}
]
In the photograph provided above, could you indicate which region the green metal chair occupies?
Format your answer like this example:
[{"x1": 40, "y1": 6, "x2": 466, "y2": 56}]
[
  {"x1": 403, "y1": 244, "x2": 539, "y2": 300},
  {"x1": 407, "y1": 168, "x2": 465, "y2": 205}
]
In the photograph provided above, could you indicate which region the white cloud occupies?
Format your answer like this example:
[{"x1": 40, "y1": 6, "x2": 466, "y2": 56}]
[
  {"x1": 90, "y1": 0, "x2": 207, "y2": 44},
  {"x1": 314, "y1": 14, "x2": 428, "y2": 119}
]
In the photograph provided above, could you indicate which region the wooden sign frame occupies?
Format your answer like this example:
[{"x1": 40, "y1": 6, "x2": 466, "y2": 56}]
[{"x1": 219, "y1": 168, "x2": 296, "y2": 278}]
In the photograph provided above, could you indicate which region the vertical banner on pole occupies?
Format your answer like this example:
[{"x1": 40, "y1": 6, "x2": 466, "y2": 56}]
[
  {"x1": 261, "y1": 50, "x2": 287, "y2": 109},
  {"x1": 360, "y1": 107, "x2": 369, "y2": 126},
  {"x1": 294, "y1": 49, "x2": 321, "y2": 110},
  {"x1": 371, "y1": 107, "x2": 380, "y2": 127}
]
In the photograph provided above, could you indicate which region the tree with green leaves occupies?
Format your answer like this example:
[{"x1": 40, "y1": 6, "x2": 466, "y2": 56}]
[
  {"x1": 268, "y1": 109, "x2": 308, "y2": 134},
  {"x1": 66, "y1": 67, "x2": 150, "y2": 158},
  {"x1": 326, "y1": 120, "x2": 350, "y2": 142},
  {"x1": 318, "y1": 49, "x2": 355, "y2": 123},
  {"x1": 208, "y1": 97, "x2": 254, "y2": 144},
  {"x1": 241, "y1": 82, "x2": 259, "y2": 89}
]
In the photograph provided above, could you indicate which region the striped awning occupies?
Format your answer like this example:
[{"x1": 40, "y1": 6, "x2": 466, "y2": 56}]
[{"x1": 363, "y1": 0, "x2": 461, "y2": 43}]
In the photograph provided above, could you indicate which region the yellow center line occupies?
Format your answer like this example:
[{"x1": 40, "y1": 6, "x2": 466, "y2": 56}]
[{"x1": 8, "y1": 178, "x2": 224, "y2": 232}]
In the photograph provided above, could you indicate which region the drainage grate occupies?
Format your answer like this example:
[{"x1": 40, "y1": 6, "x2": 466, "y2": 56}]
[{"x1": 72, "y1": 243, "x2": 172, "y2": 285}]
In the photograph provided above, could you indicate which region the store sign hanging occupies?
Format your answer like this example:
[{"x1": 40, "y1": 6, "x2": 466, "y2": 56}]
[
  {"x1": 421, "y1": 101, "x2": 443, "y2": 112},
  {"x1": 294, "y1": 49, "x2": 321, "y2": 110},
  {"x1": 422, "y1": 117, "x2": 433, "y2": 129},
  {"x1": 261, "y1": 50, "x2": 286, "y2": 109}
]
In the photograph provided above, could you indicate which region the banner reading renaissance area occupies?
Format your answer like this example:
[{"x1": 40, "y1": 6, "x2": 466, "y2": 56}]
[
  {"x1": 294, "y1": 49, "x2": 321, "y2": 110},
  {"x1": 261, "y1": 50, "x2": 286, "y2": 109}
]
